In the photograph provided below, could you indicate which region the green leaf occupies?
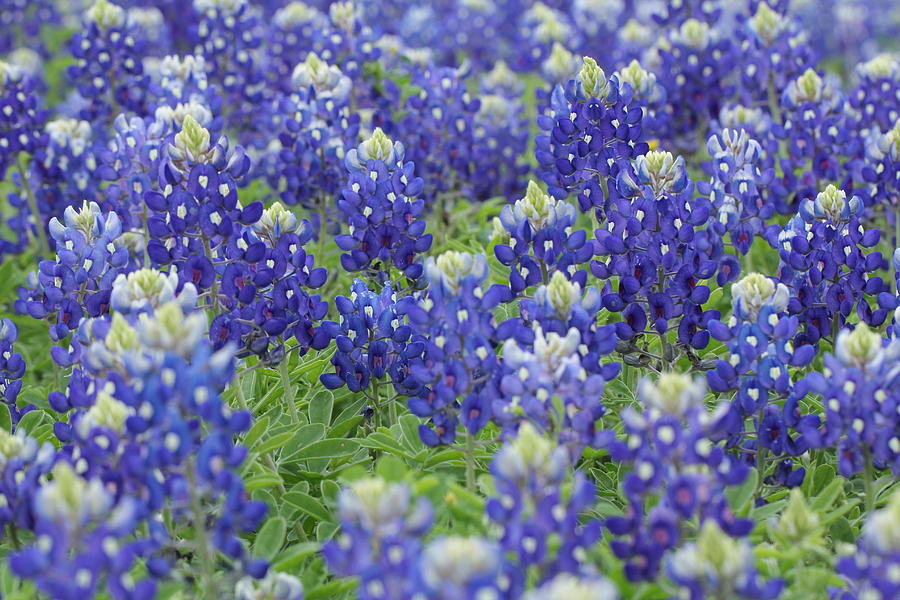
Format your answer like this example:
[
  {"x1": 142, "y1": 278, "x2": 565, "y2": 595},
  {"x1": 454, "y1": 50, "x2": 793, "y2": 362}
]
[
  {"x1": 306, "y1": 580, "x2": 357, "y2": 600},
  {"x1": 376, "y1": 455, "x2": 407, "y2": 481},
  {"x1": 284, "y1": 491, "x2": 331, "y2": 522},
  {"x1": 829, "y1": 516, "x2": 855, "y2": 543},
  {"x1": 244, "y1": 471, "x2": 283, "y2": 492},
  {"x1": 253, "y1": 516, "x2": 286, "y2": 560},
  {"x1": 271, "y1": 542, "x2": 321, "y2": 571},
  {"x1": 284, "y1": 438, "x2": 360, "y2": 463},
  {"x1": 0, "y1": 404, "x2": 11, "y2": 433},
  {"x1": 243, "y1": 416, "x2": 270, "y2": 449},
  {"x1": 810, "y1": 478, "x2": 844, "y2": 511},
  {"x1": 359, "y1": 430, "x2": 414, "y2": 459},
  {"x1": 399, "y1": 414, "x2": 424, "y2": 452},
  {"x1": 254, "y1": 431, "x2": 296, "y2": 456},
  {"x1": 309, "y1": 391, "x2": 334, "y2": 426},
  {"x1": 280, "y1": 424, "x2": 327, "y2": 462},
  {"x1": 726, "y1": 468, "x2": 758, "y2": 513},
  {"x1": 16, "y1": 410, "x2": 46, "y2": 436}
]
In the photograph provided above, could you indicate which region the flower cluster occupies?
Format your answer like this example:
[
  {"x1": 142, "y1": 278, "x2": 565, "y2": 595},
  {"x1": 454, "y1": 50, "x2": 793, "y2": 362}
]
[
  {"x1": 404, "y1": 251, "x2": 511, "y2": 445},
  {"x1": 66, "y1": 0, "x2": 149, "y2": 122},
  {"x1": 336, "y1": 129, "x2": 432, "y2": 281},
  {"x1": 599, "y1": 373, "x2": 751, "y2": 581},
  {"x1": 536, "y1": 56, "x2": 649, "y2": 215},
  {"x1": 594, "y1": 150, "x2": 726, "y2": 350},
  {"x1": 765, "y1": 184, "x2": 888, "y2": 344}
]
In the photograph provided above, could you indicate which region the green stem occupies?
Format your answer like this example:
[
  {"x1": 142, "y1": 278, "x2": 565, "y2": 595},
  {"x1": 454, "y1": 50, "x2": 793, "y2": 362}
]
[
  {"x1": 278, "y1": 359, "x2": 300, "y2": 423},
  {"x1": 386, "y1": 383, "x2": 398, "y2": 426},
  {"x1": 464, "y1": 431, "x2": 477, "y2": 492},
  {"x1": 755, "y1": 410, "x2": 768, "y2": 496},
  {"x1": 202, "y1": 236, "x2": 220, "y2": 314},
  {"x1": 371, "y1": 380, "x2": 382, "y2": 429},
  {"x1": 186, "y1": 461, "x2": 215, "y2": 599},
  {"x1": 863, "y1": 448, "x2": 876, "y2": 514},
  {"x1": 16, "y1": 155, "x2": 50, "y2": 256},
  {"x1": 894, "y1": 205, "x2": 900, "y2": 292}
]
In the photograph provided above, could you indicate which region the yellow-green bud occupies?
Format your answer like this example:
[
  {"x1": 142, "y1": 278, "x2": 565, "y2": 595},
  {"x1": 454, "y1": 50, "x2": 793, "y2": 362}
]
[
  {"x1": 173, "y1": 114, "x2": 212, "y2": 162},
  {"x1": 638, "y1": 372, "x2": 706, "y2": 417},
  {"x1": 775, "y1": 489, "x2": 822, "y2": 546},
  {"x1": 84, "y1": 390, "x2": 130, "y2": 433},
  {"x1": 361, "y1": 127, "x2": 394, "y2": 162},
  {"x1": 85, "y1": 0, "x2": 126, "y2": 29},
  {"x1": 836, "y1": 322, "x2": 884, "y2": 370},
  {"x1": 105, "y1": 313, "x2": 140, "y2": 354},
  {"x1": 749, "y1": 2, "x2": 784, "y2": 45},
  {"x1": 578, "y1": 56, "x2": 609, "y2": 99}
]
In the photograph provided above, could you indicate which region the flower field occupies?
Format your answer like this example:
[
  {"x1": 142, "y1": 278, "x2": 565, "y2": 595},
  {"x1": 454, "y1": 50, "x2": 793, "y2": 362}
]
[{"x1": 2, "y1": 0, "x2": 900, "y2": 598}]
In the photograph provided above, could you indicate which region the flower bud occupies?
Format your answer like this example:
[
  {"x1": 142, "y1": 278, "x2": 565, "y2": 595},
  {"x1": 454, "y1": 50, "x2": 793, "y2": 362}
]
[
  {"x1": 578, "y1": 56, "x2": 609, "y2": 99},
  {"x1": 423, "y1": 251, "x2": 488, "y2": 294},
  {"x1": 748, "y1": 2, "x2": 784, "y2": 46},
  {"x1": 85, "y1": 0, "x2": 126, "y2": 29},
  {"x1": 637, "y1": 372, "x2": 706, "y2": 417},
  {"x1": 836, "y1": 322, "x2": 884, "y2": 370},
  {"x1": 173, "y1": 114, "x2": 212, "y2": 163},
  {"x1": 732, "y1": 272, "x2": 788, "y2": 320}
]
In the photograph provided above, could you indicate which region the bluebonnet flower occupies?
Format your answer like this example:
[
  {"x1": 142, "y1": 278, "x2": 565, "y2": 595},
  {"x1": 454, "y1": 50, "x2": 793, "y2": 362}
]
[
  {"x1": 471, "y1": 94, "x2": 530, "y2": 202},
  {"x1": 263, "y1": 52, "x2": 359, "y2": 232},
  {"x1": 493, "y1": 181, "x2": 589, "y2": 294},
  {"x1": 0, "y1": 60, "x2": 48, "y2": 257},
  {"x1": 236, "y1": 572, "x2": 304, "y2": 600},
  {"x1": 666, "y1": 520, "x2": 784, "y2": 599},
  {"x1": 0, "y1": 427, "x2": 55, "y2": 536},
  {"x1": 701, "y1": 128, "x2": 775, "y2": 255},
  {"x1": 190, "y1": 0, "x2": 264, "y2": 139},
  {"x1": 594, "y1": 150, "x2": 725, "y2": 350},
  {"x1": 0, "y1": 319, "x2": 27, "y2": 422},
  {"x1": 513, "y1": 2, "x2": 574, "y2": 72},
  {"x1": 539, "y1": 42, "x2": 581, "y2": 87},
  {"x1": 0, "y1": 59, "x2": 46, "y2": 181},
  {"x1": 599, "y1": 372, "x2": 749, "y2": 581},
  {"x1": 47, "y1": 297, "x2": 268, "y2": 589},
  {"x1": 485, "y1": 423, "x2": 602, "y2": 589},
  {"x1": 734, "y1": 1, "x2": 815, "y2": 107},
  {"x1": 651, "y1": 0, "x2": 722, "y2": 26},
  {"x1": 835, "y1": 487, "x2": 900, "y2": 600},
  {"x1": 323, "y1": 476, "x2": 432, "y2": 600},
  {"x1": 67, "y1": 0, "x2": 149, "y2": 123},
  {"x1": 771, "y1": 68, "x2": 848, "y2": 213},
  {"x1": 863, "y1": 118, "x2": 900, "y2": 224},
  {"x1": 800, "y1": 323, "x2": 900, "y2": 477},
  {"x1": 264, "y1": 2, "x2": 328, "y2": 92},
  {"x1": 612, "y1": 59, "x2": 668, "y2": 141},
  {"x1": 765, "y1": 184, "x2": 888, "y2": 344},
  {"x1": 706, "y1": 272, "x2": 817, "y2": 489},
  {"x1": 850, "y1": 54, "x2": 900, "y2": 136},
  {"x1": 336, "y1": 128, "x2": 432, "y2": 281},
  {"x1": 521, "y1": 573, "x2": 618, "y2": 600},
  {"x1": 16, "y1": 200, "x2": 130, "y2": 366},
  {"x1": 653, "y1": 17, "x2": 737, "y2": 149},
  {"x1": 404, "y1": 251, "x2": 511, "y2": 445},
  {"x1": 8, "y1": 460, "x2": 156, "y2": 600},
  {"x1": 319, "y1": 279, "x2": 419, "y2": 426},
  {"x1": 493, "y1": 271, "x2": 619, "y2": 447},
  {"x1": 149, "y1": 54, "x2": 219, "y2": 111},
  {"x1": 209, "y1": 201, "x2": 330, "y2": 360},
  {"x1": 143, "y1": 114, "x2": 257, "y2": 302},
  {"x1": 0, "y1": 0, "x2": 57, "y2": 55},
  {"x1": 393, "y1": 65, "x2": 480, "y2": 208},
  {"x1": 535, "y1": 56, "x2": 649, "y2": 215},
  {"x1": 22, "y1": 118, "x2": 104, "y2": 238},
  {"x1": 416, "y1": 536, "x2": 505, "y2": 600}
]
